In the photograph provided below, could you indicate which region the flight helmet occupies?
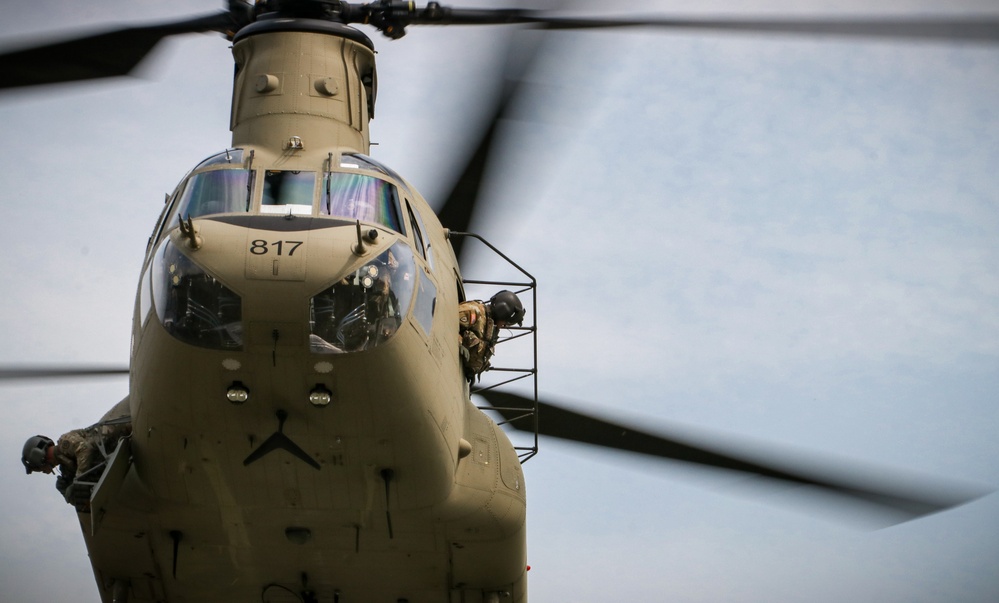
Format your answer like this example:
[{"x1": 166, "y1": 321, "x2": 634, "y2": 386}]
[
  {"x1": 22, "y1": 435, "x2": 54, "y2": 474},
  {"x1": 489, "y1": 290, "x2": 525, "y2": 325}
]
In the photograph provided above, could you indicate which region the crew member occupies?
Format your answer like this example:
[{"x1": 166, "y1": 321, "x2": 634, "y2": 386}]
[
  {"x1": 21, "y1": 398, "x2": 132, "y2": 506},
  {"x1": 458, "y1": 290, "x2": 525, "y2": 380}
]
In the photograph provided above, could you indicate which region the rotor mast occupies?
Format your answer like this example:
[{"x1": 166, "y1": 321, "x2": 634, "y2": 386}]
[{"x1": 229, "y1": 19, "x2": 377, "y2": 153}]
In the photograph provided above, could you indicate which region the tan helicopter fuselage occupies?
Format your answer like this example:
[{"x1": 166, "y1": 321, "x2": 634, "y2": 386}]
[{"x1": 81, "y1": 20, "x2": 528, "y2": 603}]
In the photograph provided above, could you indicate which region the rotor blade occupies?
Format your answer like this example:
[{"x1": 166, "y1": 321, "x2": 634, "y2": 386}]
[
  {"x1": 0, "y1": 367, "x2": 129, "y2": 380},
  {"x1": 0, "y1": 12, "x2": 234, "y2": 90},
  {"x1": 406, "y1": 9, "x2": 999, "y2": 43},
  {"x1": 477, "y1": 390, "x2": 989, "y2": 521},
  {"x1": 436, "y1": 33, "x2": 545, "y2": 262},
  {"x1": 435, "y1": 105, "x2": 503, "y2": 262}
]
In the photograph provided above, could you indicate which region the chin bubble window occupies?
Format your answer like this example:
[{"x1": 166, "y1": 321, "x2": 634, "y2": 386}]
[
  {"x1": 309, "y1": 241, "x2": 416, "y2": 353},
  {"x1": 151, "y1": 238, "x2": 243, "y2": 350}
]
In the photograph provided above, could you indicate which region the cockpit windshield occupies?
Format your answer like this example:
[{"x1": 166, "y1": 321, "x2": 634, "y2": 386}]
[
  {"x1": 167, "y1": 149, "x2": 252, "y2": 232},
  {"x1": 177, "y1": 169, "x2": 252, "y2": 219},
  {"x1": 320, "y1": 171, "x2": 403, "y2": 232},
  {"x1": 165, "y1": 150, "x2": 406, "y2": 233},
  {"x1": 262, "y1": 170, "x2": 315, "y2": 215}
]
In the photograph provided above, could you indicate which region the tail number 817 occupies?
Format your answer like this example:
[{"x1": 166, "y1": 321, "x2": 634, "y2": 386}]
[{"x1": 250, "y1": 240, "x2": 304, "y2": 256}]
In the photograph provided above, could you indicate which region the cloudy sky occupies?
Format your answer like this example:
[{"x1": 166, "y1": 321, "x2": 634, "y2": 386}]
[{"x1": 1, "y1": 0, "x2": 997, "y2": 601}]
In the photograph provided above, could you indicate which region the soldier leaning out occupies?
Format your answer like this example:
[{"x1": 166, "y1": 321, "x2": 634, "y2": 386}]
[
  {"x1": 21, "y1": 397, "x2": 132, "y2": 507},
  {"x1": 458, "y1": 290, "x2": 525, "y2": 380}
]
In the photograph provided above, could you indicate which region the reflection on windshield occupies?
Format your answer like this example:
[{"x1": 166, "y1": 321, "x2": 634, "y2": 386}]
[
  {"x1": 320, "y1": 172, "x2": 403, "y2": 232},
  {"x1": 174, "y1": 169, "x2": 251, "y2": 221},
  {"x1": 340, "y1": 153, "x2": 410, "y2": 193},
  {"x1": 309, "y1": 242, "x2": 415, "y2": 353}
]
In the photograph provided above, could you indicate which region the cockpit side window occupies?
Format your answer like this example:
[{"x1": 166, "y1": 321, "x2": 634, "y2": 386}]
[
  {"x1": 402, "y1": 201, "x2": 437, "y2": 336},
  {"x1": 405, "y1": 202, "x2": 427, "y2": 262},
  {"x1": 320, "y1": 172, "x2": 404, "y2": 233},
  {"x1": 409, "y1": 203, "x2": 435, "y2": 270},
  {"x1": 147, "y1": 191, "x2": 178, "y2": 255}
]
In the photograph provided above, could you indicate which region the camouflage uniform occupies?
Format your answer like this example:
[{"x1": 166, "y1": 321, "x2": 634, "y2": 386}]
[
  {"x1": 54, "y1": 426, "x2": 101, "y2": 479},
  {"x1": 458, "y1": 300, "x2": 498, "y2": 378},
  {"x1": 54, "y1": 398, "x2": 132, "y2": 507},
  {"x1": 56, "y1": 397, "x2": 133, "y2": 481}
]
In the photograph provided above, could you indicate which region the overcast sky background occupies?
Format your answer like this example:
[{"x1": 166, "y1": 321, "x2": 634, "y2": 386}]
[{"x1": 1, "y1": 0, "x2": 997, "y2": 601}]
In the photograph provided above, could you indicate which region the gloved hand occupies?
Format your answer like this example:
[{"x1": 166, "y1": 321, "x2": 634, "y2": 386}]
[
  {"x1": 63, "y1": 482, "x2": 91, "y2": 506},
  {"x1": 55, "y1": 475, "x2": 71, "y2": 496}
]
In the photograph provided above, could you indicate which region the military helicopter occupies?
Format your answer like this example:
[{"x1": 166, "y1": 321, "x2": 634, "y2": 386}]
[{"x1": 1, "y1": 0, "x2": 999, "y2": 600}]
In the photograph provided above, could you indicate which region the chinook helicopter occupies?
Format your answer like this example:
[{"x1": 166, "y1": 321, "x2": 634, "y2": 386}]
[{"x1": 1, "y1": 0, "x2": 999, "y2": 597}]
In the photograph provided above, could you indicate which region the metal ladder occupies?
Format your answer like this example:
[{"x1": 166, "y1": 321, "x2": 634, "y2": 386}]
[{"x1": 450, "y1": 231, "x2": 539, "y2": 463}]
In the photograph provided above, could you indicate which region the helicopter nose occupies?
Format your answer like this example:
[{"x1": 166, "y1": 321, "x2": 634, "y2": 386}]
[
  {"x1": 179, "y1": 214, "x2": 381, "y2": 285},
  {"x1": 146, "y1": 216, "x2": 417, "y2": 354}
]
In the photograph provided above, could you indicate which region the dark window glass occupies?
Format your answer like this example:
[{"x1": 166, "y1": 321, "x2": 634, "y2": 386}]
[{"x1": 262, "y1": 170, "x2": 316, "y2": 215}]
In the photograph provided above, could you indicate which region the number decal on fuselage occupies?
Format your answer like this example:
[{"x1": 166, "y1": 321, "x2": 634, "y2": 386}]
[{"x1": 250, "y1": 240, "x2": 304, "y2": 256}]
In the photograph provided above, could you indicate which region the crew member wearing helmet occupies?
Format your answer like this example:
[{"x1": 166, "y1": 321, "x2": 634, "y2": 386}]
[
  {"x1": 22, "y1": 429, "x2": 100, "y2": 505},
  {"x1": 21, "y1": 398, "x2": 132, "y2": 506},
  {"x1": 458, "y1": 290, "x2": 525, "y2": 380}
]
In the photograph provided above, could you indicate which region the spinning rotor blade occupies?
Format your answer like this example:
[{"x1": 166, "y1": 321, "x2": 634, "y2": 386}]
[
  {"x1": 0, "y1": 367, "x2": 129, "y2": 380},
  {"x1": 384, "y1": 7, "x2": 999, "y2": 43},
  {"x1": 415, "y1": 6, "x2": 996, "y2": 264},
  {"x1": 0, "y1": 11, "x2": 238, "y2": 90},
  {"x1": 477, "y1": 390, "x2": 989, "y2": 522},
  {"x1": 435, "y1": 37, "x2": 541, "y2": 262},
  {"x1": 435, "y1": 108, "x2": 501, "y2": 262},
  {"x1": 5, "y1": 2, "x2": 994, "y2": 91}
]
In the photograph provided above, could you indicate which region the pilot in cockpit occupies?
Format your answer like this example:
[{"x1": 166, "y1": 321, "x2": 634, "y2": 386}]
[{"x1": 309, "y1": 248, "x2": 406, "y2": 353}]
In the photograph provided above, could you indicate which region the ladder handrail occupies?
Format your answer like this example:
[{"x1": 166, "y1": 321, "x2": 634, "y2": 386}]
[{"x1": 450, "y1": 231, "x2": 539, "y2": 462}]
